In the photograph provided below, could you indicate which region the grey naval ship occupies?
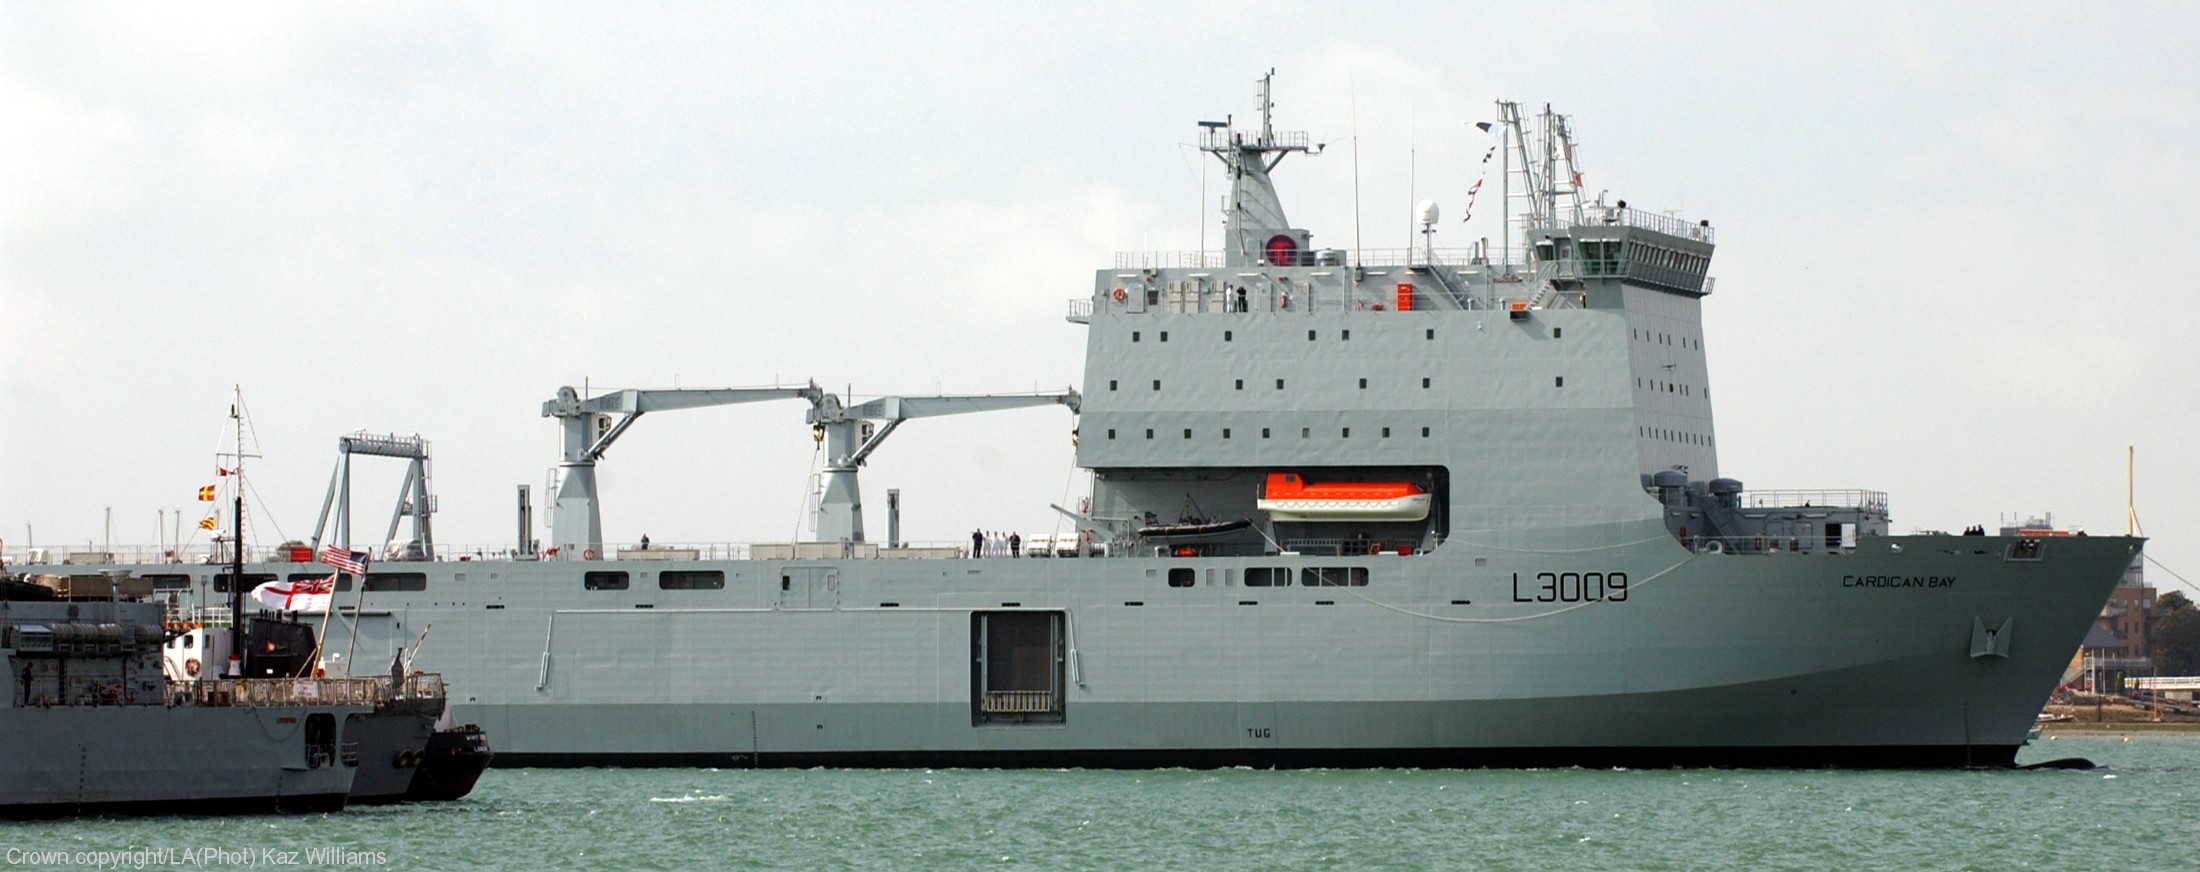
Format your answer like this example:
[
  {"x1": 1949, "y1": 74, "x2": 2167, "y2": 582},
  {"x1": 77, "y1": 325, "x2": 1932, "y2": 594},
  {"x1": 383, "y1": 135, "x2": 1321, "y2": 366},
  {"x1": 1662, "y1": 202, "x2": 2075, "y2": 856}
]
[
  {"x1": 2, "y1": 573, "x2": 374, "y2": 817},
  {"x1": 43, "y1": 75, "x2": 2140, "y2": 769}
]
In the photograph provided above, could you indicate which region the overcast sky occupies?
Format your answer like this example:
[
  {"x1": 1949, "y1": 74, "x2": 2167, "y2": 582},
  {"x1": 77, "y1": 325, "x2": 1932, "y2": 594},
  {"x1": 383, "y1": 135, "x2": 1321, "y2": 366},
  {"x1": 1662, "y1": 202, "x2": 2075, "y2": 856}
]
[{"x1": 4, "y1": 2, "x2": 2196, "y2": 591}]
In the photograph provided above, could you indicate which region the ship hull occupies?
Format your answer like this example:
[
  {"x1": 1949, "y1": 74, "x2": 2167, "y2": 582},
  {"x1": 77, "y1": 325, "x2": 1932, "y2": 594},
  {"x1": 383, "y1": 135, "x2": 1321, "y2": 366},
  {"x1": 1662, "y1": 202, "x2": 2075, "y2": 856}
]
[
  {"x1": 0, "y1": 706, "x2": 362, "y2": 818},
  {"x1": 87, "y1": 529, "x2": 2134, "y2": 769}
]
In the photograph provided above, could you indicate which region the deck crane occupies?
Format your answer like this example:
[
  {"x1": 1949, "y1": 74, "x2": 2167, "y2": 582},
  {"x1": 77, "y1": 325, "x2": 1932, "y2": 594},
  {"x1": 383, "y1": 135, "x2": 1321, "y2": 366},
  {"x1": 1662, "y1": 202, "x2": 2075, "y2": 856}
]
[
  {"x1": 807, "y1": 390, "x2": 1081, "y2": 544},
  {"x1": 541, "y1": 382, "x2": 824, "y2": 558}
]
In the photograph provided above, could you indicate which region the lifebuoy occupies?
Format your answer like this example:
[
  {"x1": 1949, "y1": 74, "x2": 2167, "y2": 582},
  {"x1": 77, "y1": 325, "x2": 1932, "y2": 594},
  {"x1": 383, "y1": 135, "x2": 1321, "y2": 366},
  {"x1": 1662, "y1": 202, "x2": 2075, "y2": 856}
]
[
  {"x1": 1111, "y1": 287, "x2": 1127, "y2": 303},
  {"x1": 582, "y1": 548, "x2": 596, "y2": 560},
  {"x1": 184, "y1": 657, "x2": 200, "y2": 677}
]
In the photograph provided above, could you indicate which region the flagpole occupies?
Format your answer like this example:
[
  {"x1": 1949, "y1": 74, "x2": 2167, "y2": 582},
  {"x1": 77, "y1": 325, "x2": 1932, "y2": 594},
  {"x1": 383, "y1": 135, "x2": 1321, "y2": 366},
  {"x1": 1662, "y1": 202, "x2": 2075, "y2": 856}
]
[{"x1": 341, "y1": 552, "x2": 370, "y2": 677}]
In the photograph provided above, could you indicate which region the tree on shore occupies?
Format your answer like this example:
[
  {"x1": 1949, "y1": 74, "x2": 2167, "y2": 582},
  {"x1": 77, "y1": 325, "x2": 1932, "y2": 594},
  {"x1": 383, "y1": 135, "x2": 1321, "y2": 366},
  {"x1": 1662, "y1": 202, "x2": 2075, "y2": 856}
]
[{"x1": 2152, "y1": 591, "x2": 2200, "y2": 675}]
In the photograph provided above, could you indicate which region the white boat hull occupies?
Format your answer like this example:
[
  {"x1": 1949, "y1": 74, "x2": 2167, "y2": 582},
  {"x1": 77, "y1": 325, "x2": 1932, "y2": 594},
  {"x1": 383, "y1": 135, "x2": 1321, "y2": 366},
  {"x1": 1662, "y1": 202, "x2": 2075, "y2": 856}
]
[{"x1": 1258, "y1": 493, "x2": 1432, "y2": 522}]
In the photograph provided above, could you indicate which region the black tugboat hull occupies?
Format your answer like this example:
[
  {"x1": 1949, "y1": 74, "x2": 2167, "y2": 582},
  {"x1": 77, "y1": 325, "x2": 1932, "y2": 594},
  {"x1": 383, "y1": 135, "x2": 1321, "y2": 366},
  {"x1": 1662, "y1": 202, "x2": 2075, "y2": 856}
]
[{"x1": 403, "y1": 726, "x2": 492, "y2": 802}]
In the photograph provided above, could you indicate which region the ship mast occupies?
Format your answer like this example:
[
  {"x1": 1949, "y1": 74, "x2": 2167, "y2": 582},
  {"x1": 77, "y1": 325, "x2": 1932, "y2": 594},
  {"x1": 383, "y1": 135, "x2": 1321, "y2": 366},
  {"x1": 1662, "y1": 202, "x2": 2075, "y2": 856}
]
[
  {"x1": 221, "y1": 386, "x2": 258, "y2": 676},
  {"x1": 1200, "y1": 69, "x2": 1320, "y2": 268}
]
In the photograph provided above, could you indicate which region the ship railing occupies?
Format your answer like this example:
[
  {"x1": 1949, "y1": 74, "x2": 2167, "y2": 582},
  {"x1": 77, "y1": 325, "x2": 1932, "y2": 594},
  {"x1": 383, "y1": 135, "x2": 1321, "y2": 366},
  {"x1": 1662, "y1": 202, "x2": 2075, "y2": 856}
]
[
  {"x1": 1108, "y1": 248, "x2": 1504, "y2": 271},
  {"x1": 1553, "y1": 205, "x2": 1716, "y2": 243},
  {"x1": 1065, "y1": 298, "x2": 1092, "y2": 324},
  {"x1": 168, "y1": 677, "x2": 395, "y2": 708},
  {"x1": 981, "y1": 690, "x2": 1056, "y2": 714},
  {"x1": 1348, "y1": 247, "x2": 1491, "y2": 269},
  {"x1": 1687, "y1": 535, "x2": 1846, "y2": 556},
  {"x1": 1114, "y1": 250, "x2": 1227, "y2": 269},
  {"x1": 1738, "y1": 489, "x2": 1890, "y2": 515},
  {"x1": 1277, "y1": 538, "x2": 1419, "y2": 557}
]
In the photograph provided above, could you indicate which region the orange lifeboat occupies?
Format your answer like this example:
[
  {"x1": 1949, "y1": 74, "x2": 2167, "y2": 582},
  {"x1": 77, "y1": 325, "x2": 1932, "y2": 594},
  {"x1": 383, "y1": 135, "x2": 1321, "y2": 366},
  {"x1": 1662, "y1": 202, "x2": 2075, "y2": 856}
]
[{"x1": 1256, "y1": 472, "x2": 1432, "y2": 522}]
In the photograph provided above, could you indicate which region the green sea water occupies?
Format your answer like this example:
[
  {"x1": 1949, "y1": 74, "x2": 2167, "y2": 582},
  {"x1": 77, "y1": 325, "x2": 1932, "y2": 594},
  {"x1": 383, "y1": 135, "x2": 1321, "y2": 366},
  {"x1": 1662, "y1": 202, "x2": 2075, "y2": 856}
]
[{"x1": 5, "y1": 736, "x2": 2190, "y2": 871}]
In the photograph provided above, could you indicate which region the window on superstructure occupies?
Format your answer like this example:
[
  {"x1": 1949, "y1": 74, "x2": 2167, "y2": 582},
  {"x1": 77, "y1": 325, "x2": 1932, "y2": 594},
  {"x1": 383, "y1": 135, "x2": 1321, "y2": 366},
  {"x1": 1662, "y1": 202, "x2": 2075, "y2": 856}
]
[
  {"x1": 1554, "y1": 328, "x2": 1562, "y2": 339},
  {"x1": 1160, "y1": 331, "x2": 1168, "y2": 342},
  {"x1": 1427, "y1": 329, "x2": 1435, "y2": 340},
  {"x1": 1244, "y1": 567, "x2": 1291, "y2": 587},
  {"x1": 212, "y1": 573, "x2": 275, "y2": 593},
  {"x1": 145, "y1": 574, "x2": 191, "y2": 590},
  {"x1": 1222, "y1": 429, "x2": 1231, "y2": 439},
  {"x1": 1152, "y1": 380, "x2": 1160, "y2": 391},
  {"x1": 1276, "y1": 379, "x2": 1285, "y2": 390},
  {"x1": 1382, "y1": 427, "x2": 1391, "y2": 438},
  {"x1": 1301, "y1": 427, "x2": 1310, "y2": 438},
  {"x1": 1167, "y1": 568, "x2": 1194, "y2": 588},
  {"x1": 1145, "y1": 429, "x2": 1154, "y2": 439},
  {"x1": 1235, "y1": 379, "x2": 1244, "y2": 390},
  {"x1": 1109, "y1": 380, "x2": 1117, "y2": 391},
  {"x1": 1359, "y1": 378, "x2": 1367, "y2": 389},
  {"x1": 1342, "y1": 330, "x2": 1350, "y2": 341},
  {"x1": 1308, "y1": 330, "x2": 1317, "y2": 341},
  {"x1": 1132, "y1": 331, "x2": 1140, "y2": 342},
  {"x1": 1262, "y1": 428, "x2": 1271, "y2": 439},
  {"x1": 1183, "y1": 429, "x2": 1191, "y2": 439},
  {"x1": 1342, "y1": 428, "x2": 1351, "y2": 438},
  {"x1": 1225, "y1": 331, "x2": 1233, "y2": 341},
  {"x1": 584, "y1": 571, "x2": 629, "y2": 591},
  {"x1": 1555, "y1": 377, "x2": 1564, "y2": 387},
  {"x1": 1107, "y1": 429, "x2": 1116, "y2": 439},
  {"x1": 1422, "y1": 378, "x2": 1430, "y2": 389},
  {"x1": 1422, "y1": 427, "x2": 1431, "y2": 438},
  {"x1": 659, "y1": 570, "x2": 724, "y2": 590},
  {"x1": 363, "y1": 573, "x2": 427, "y2": 592},
  {"x1": 1303, "y1": 567, "x2": 1369, "y2": 587}
]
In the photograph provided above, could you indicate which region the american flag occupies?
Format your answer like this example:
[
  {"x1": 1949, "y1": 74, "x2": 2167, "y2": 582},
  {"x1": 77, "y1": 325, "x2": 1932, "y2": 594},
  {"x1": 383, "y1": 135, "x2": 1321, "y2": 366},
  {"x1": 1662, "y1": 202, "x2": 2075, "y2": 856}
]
[{"x1": 319, "y1": 545, "x2": 368, "y2": 575}]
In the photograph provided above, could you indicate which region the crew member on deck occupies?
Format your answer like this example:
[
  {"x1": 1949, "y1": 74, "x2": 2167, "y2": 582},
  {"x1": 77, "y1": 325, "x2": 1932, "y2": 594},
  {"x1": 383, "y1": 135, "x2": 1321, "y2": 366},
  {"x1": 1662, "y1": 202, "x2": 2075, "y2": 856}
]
[{"x1": 640, "y1": 534, "x2": 651, "y2": 551}]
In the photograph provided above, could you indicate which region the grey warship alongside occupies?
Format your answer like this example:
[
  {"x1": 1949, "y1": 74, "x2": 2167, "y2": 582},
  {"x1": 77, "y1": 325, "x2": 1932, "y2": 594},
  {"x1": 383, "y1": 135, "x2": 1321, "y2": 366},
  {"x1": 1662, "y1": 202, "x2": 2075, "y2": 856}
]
[
  {"x1": 37, "y1": 75, "x2": 2139, "y2": 769},
  {"x1": 1, "y1": 575, "x2": 374, "y2": 817}
]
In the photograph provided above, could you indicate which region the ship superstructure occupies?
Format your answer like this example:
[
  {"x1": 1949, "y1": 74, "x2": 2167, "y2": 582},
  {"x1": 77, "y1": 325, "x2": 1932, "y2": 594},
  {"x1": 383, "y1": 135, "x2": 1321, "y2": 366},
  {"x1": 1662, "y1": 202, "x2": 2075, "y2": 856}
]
[{"x1": 17, "y1": 74, "x2": 2140, "y2": 769}]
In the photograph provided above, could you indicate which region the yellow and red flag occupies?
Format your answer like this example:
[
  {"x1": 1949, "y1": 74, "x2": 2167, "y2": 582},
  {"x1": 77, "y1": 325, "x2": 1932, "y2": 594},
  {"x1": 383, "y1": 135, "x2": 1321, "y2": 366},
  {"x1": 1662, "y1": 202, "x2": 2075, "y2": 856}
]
[
  {"x1": 197, "y1": 517, "x2": 217, "y2": 530},
  {"x1": 197, "y1": 485, "x2": 216, "y2": 501}
]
